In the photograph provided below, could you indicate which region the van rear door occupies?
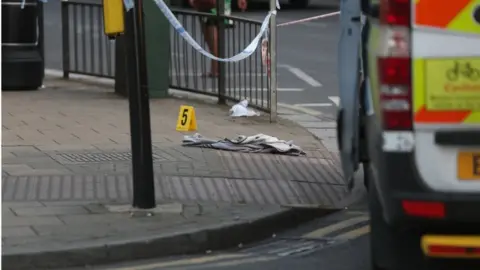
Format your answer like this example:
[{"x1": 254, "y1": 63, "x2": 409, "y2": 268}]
[
  {"x1": 412, "y1": 0, "x2": 480, "y2": 192},
  {"x1": 338, "y1": 0, "x2": 363, "y2": 190}
]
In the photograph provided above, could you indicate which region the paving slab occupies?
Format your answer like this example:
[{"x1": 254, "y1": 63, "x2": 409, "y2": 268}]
[
  {"x1": 2, "y1": 77, "x2": 345, "y2": 208},
  {"x1": 2, "y1": 77, "x2": 346, "y2": 270}
]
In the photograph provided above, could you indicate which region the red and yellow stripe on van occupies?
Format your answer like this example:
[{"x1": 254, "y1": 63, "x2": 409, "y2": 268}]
[
  {"x1": 413, "y1": 0, "x2": 480, "y2": 124},
  {"x1": 415, "y1": 0, "x2": 480, "y2": 35}
]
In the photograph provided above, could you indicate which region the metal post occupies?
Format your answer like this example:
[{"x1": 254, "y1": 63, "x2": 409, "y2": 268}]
[
  {"x1": 268, "y1": 0, "x2": 277, "y2": 123},
  {"x1": 61, "y1": 0, "x2": 70, "y2": 78},
  {"x1": 125, "y1": 0, "x2": 156, "y2": 209},
  {"x1": 115, "y1": 34, "x2": 128, "y2": 96},
  {"x1": 38, "y1": 1, "x2": 45, "y2": 79},
  {"x1": 216, "y1": 0, "x2": 226, "y2": 104}
]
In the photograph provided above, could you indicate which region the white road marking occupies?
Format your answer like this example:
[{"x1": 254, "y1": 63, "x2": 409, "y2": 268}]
[
  {"x1": 279, "y1": 64, "x2": 322, "y2": 87},
  {"x1": 294, "y1": 103, "x2": 332, "y2": 107},
  {"x1": 328, "y1": 96, "x2": 340, "y2": 106},
  {"x1": 276, "y1": 244, "x2": 317, "y2": 257},
  {"x1": 267, "y1": 241, "x2": 317, "y2": 257},
  {"x1": 287, "y1": 67, "x2": 322, "y2": 87}
]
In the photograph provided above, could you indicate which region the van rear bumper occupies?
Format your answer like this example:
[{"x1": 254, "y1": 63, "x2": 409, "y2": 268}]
[
  {"x1": 385, "y1": 191, "x2": 480, "y2": 231},
  {"x1": 375, "y1": 152, "x2": 480, "y2": 231}
]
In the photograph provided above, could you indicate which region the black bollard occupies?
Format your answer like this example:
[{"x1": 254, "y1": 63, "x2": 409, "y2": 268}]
[{"x1": 124, "y1": 0, "x2": 156, "y2": 209}]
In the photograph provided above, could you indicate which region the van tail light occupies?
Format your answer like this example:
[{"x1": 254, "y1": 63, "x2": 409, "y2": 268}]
[
  {"x1": 378, "y1": 55, "x2": 412, "y2": 130},
  {"x1": 402, "y1": 200, "x2": 445, "y2": 219},
  {"x1": 378, "y1": 0, "x2": 412, "y2": 130},
  {"x1": 380, "y1": 0, "x2": 411, "y2": 26}
]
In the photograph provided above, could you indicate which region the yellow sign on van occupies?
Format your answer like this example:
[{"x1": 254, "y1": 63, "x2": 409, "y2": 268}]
[
  {"x1": 425, "y1": 58, "x2": 480, "y2": 111},
  {"x1": 176, "y1": 105, "x2": 197, "y2": 132}
]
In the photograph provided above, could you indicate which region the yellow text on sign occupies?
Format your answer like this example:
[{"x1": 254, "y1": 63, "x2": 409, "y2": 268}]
[
  {"x1": 176, "y1": 105, "x2": 197, "y2": 132},
  {"x1": 425, "y1": 58, "x2": 480, "y2": 111}
]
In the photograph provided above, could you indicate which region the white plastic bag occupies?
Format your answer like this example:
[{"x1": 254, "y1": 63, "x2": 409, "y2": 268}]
[{"x1": 229, "y1": 100, "x2": 260, "y2": 117}]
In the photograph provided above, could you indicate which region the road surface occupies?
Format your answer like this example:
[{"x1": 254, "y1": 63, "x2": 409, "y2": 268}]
[
  {"x1": 246, "y1": 3, "x2": 340, "y2": 118},
  {"x1": 71, "y1": 194, "x2": 371, "y2": 270}
]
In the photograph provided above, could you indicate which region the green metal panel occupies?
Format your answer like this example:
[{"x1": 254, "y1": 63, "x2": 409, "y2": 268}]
[{"x1": 143, "y1": 0, "x2": 170, "y2": 98}]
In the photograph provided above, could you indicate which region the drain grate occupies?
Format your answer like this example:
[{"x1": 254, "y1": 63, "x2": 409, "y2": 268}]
[{"x1": 54, "y1": 152, "x2": 165, "y2": 163}]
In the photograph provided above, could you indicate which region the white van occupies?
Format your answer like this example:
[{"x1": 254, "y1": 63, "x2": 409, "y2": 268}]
[{"x1": 338, "y1": 0, "x2": 480, "y2": 269}]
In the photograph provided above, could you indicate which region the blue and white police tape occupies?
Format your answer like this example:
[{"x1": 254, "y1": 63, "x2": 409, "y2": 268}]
[
  {"x1": 153, "y1": 0, "x2": 274, "y2": 62},
  {"x1": 124, "y1": 0, "x2": 134, "y2": 10},
  {"x1": 125, "y1": 0, "x2": 280, "y2": 11}
]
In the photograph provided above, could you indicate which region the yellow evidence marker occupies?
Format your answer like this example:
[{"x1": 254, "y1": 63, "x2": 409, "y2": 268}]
[{"x1": 176, "y1": 105, "x2": 197, "y2": 132}]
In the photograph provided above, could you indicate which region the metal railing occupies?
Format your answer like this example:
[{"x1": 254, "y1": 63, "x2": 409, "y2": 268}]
[
  {"x1": 61, "y1": 0, "x2": 115, "y2": 78},
  {"x1": 170, "y1": 9, "x2": 271, "y2": 112},
  {"x1": 60, "y1": 1, "x2": 271, "y2": 112}
]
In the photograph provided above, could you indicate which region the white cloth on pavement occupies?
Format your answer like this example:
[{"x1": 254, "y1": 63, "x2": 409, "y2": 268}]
[{"x1": 182, "y1": 133, "x2": 306, "y2": 156}]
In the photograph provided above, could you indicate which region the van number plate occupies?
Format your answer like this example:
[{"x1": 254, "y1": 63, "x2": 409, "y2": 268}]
[{"x1": 458, "y1": 152, "x2": 480, "y2": 180}]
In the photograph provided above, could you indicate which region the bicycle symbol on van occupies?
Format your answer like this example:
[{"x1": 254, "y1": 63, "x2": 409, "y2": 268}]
[{"x1": 446, "y1": 61, "x2": 480, "y2": 81}]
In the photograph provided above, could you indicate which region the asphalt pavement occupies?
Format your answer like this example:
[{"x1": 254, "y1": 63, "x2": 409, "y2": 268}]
[
  {"x1": 86, "y1": 237, "x2": 370, "y2": 270},
  {"x1": 43, "y1": 0, "x2": 341, "y2": 118},
  {"x1": 245, "y1": 2, "x2": 341, "y2": 118},
  {"x1": 70, "y1": 193, "x2": 370, "y2": 270}
]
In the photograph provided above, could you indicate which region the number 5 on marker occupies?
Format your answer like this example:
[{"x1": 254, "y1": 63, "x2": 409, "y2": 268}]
[{"x1": 176, "y1": 105, "x2": 197, "y2": 132}]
